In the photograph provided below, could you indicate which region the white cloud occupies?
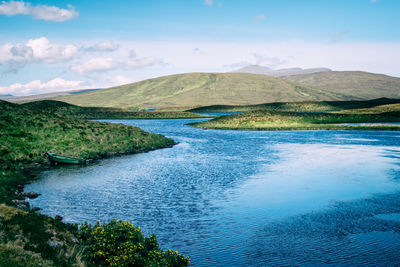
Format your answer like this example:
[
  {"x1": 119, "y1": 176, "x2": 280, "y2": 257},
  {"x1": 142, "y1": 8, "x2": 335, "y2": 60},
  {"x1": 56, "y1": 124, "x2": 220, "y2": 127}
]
[
  {"x1": 204, "y1": 0, "x2": 214, "y2": 6},
  {"x1": 0, "y1": 1, "x2": 78, "y2": 21},
  {"x1": 0, "y1": 78, "x2": 88, "y2": 95},
  {"x1": 227, "y1": 54, "x2": 286, "y2": 68},
  {"x1": 85, "y1": 41, "x2": 119, "y2": 52},
  {"x1": 253, "y1": 54, "x2": 286, "y2": 67},
  {"x1": 125, "y1": 57, "x2": 167, "y2": 69},
  {"x1": 71, "y1": 56, "x2": 167, "y2": 75},
  {"x1": 0, "y1": 37, "x2": 80, "y2": 71},
  {"x1": 254, "y1": 14, "x2": 266, "y2": 21},
  {"x1": 97, "y1": 75, "x2": 137, "y2": 88},
  {"x1": 71, "y1": 57, "x2": 117, "y2": 75},
  {"x1": 122, "y1": 40, "x2": 399, "y2": 77},
  {"x1": 26, "y1": 37, "x2": 79, "y2": 63},
  {"x1": 129, "y1": 49, "x2": 137, "y2": 59}
]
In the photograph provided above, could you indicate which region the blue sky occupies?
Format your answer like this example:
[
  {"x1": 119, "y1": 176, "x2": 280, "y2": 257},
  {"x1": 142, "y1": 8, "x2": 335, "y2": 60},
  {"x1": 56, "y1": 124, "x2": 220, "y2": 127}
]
[{"x1": 0, "y1": 0, "x2": 399, "y2": 95}]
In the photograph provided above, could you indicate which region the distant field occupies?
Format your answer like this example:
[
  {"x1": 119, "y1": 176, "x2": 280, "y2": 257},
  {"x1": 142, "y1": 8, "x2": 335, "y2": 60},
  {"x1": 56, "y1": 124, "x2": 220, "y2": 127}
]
[
  {"x1": 282, "y1": 71, "x2": 400, "y2": 100},
  {"x1": 190, "y1": 100, "x2": 400, "y2": 131},
  {"x1": 23, "y1": 100, "x2": 211, "y2": 119},
  {"x1": 188, "y1": 98, "x2": 400, "y2": 113},
  {"x1": 340, "y1": 103, "x2": 400, "y2": 114}
]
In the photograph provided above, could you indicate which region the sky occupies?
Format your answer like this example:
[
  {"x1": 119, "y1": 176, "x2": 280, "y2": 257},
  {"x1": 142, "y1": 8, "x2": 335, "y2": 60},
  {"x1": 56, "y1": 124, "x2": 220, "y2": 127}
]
[{"x1": 0, "y1": 0, "x2": 399, "y2": 95}]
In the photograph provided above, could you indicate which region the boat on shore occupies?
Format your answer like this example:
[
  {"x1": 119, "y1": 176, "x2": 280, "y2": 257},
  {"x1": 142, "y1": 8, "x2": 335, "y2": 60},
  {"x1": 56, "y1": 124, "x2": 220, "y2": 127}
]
[{"x1": 47, "y1": 152, "x2": 87, "y2": 165}]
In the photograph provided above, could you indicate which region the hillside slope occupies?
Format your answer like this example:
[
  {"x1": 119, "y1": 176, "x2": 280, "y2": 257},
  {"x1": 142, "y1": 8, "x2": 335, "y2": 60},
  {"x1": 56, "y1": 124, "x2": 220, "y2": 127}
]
[
  {"x1": 282, "y1": 71, "x2": 400, "y2": 100},
  {"x1": 55, "y1": 73, "x2": 342, "y2": 108},
  {"x1": 55, "y1": 71, "x2": 400, "y2": 109}
]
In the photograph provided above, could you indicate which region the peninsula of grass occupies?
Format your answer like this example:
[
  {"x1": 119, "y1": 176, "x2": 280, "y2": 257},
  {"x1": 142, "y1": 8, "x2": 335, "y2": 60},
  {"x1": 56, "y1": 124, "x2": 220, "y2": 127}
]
[
  {"x1": 187, "y1": 98, "x2": 400, "y2": 113},
  {"x1": 0, "y1": 100, "x2": 190, "y2": 266},
  {"x1": 23, "y1": 100, "x2": 211, "y2": 120},
  {"x1": 190, "y1": 109, "x2": 400, "y2": 131}
]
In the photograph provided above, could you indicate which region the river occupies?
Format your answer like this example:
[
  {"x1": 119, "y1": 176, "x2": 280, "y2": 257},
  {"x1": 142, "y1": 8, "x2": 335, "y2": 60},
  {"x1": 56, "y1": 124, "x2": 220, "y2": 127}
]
[{"x1": 26, "y1": 118, "x2": 400, "y2": 266}]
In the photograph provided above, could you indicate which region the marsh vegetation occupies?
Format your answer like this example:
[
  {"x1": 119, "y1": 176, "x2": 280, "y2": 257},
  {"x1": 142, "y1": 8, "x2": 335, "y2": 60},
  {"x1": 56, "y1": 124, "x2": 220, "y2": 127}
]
[
  {"x1": 0, "y1": 100, "x2": 189, "y2": 266},
  {"x1": 190, "y1": 98, "x2": 400, "y2": 131}
]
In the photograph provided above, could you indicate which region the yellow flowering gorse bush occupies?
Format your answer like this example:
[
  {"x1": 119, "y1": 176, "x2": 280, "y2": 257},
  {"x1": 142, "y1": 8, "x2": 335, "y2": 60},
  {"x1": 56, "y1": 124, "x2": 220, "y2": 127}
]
[{"x1": 79, "y1": 219, "x2": 190, "y2": 266}]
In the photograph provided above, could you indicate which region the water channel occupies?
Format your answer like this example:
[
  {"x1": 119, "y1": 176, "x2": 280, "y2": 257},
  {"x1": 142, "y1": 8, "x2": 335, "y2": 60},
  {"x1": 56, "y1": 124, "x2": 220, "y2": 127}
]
[{"x1": 26, "y1": 118, "x2": 400, "y2": 266}]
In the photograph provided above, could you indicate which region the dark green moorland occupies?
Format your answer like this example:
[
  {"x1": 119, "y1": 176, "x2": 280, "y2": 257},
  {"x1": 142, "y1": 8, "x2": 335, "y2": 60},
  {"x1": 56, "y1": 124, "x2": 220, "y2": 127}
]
[
  {"x1": 23, "y1": 100, "x2": 211, "y2": 120},
  {"x1": 190, "y1": 99, "x2": 400, "y2": 131},
  {"x1": 187, "y1": 98, "x2": 400, "y2": 113},
  {"x1": 0, "y1": 100, "x2": 190, "y2": 266}
]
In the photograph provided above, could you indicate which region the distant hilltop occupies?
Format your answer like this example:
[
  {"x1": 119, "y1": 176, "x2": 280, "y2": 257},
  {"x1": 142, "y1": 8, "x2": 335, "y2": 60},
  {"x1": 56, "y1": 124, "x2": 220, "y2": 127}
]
[
  {"x1": 4, "y1": 70, "x2": 400, "y2": 109},
  {"x1": 231, "y1": 65, "x2": 332, "y2": 77},
  {"x1": 2, "y1": 89, "x2": 100, "y2": 104},
  {"x1": 53, "y1": 71, "x2": 400, "y2": 108}
]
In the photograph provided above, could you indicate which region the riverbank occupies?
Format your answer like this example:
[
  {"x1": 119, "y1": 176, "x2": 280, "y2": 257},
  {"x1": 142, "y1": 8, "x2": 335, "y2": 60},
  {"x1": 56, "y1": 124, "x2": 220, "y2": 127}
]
[
  {"x1": 0, "y1": 100, "x2": 189, "y2": 266},
  {"x1": 190, "y1": 110, "x2": 400, "y2": 131}
]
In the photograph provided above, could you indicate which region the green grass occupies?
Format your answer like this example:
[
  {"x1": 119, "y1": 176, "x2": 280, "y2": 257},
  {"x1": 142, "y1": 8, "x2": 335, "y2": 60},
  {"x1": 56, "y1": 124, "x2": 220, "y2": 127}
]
[
  {"x1": 340, "y1": 103, "x2": 400, "y2": 114},
  {"x1": 54, "y1": 72, "x2": 345, "y2": 109},
  {"x1": 23, "y1": 100, "x2": 211, "y2": 119},
  {"x1": 0, "y1": 99, "x2": 191, "y2": 266},
  {"x1": 54, "y1": 71, "x2": 400, "y2": 109},
  {"x1": 187, "y1": 98, "x2": 400, "y2": 113},
  {"x1": 282, "y1": 71, "x2": 400, "y2": 100},
  {"x1": 190, "y1": 108, "x2": 400, "y2": 131}
]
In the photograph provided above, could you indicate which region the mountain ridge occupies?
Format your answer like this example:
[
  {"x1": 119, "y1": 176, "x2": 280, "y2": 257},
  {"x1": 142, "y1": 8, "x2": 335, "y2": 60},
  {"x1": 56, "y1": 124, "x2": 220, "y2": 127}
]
[
  {"x1": 53, "y1": 71, "x2": 400, "y2": 108},
  {"x1": 232, "y1": 65, "x2": 332, "y2": 76}
]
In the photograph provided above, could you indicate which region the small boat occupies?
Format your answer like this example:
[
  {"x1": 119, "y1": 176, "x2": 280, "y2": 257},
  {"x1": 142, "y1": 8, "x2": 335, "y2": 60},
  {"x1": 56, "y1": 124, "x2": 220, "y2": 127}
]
[{"x1": 47, "y1": 152, "x2": 86, "y2": 165}]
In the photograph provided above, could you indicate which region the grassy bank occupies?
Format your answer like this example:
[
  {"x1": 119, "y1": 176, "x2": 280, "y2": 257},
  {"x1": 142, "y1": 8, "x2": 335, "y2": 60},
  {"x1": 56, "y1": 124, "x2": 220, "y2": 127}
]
[
  {"x1": 190, "y1": 109, "x2": 400, "y2": 131},
  {"x1": 23, "y1": 100, "x2": 210, "y2": 120},
  {"x1": 187, "y1": 98, "x2": 400, "y2": 113},
  {"x1": 0, "y1": 100, "x2": 189, "y2": 266}
]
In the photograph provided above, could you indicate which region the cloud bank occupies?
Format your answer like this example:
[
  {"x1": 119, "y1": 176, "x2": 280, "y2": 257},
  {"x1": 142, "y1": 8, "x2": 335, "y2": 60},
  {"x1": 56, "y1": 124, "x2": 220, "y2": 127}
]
[
  {"x1": 71, "y1": 56, "x2": 167, "y2": 75},
  {"x1": 71, "y1": 57, "x2": 117, "y2": 74},
  {"x1": 0, "y1": 37, "x2": 80, "y2": 72},
  {"x1": 0, "y1": 1, "x2": 78, "y2": 21},
  {"x1": 85, "y1": 41, "x2": 119, "y2": 52},
  {"x1": 0, "y1": 78, "x2": 88, "y2": 95},
  {"x1": 204, "y1": 0, "x2": 214, "y2": 6}
]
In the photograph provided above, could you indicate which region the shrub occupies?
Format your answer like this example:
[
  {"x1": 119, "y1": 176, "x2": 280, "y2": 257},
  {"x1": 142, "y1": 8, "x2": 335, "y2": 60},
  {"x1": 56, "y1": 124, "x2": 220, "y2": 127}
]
[{"x1": 79, "y1": 220, "x2": 190, "y2": 266}]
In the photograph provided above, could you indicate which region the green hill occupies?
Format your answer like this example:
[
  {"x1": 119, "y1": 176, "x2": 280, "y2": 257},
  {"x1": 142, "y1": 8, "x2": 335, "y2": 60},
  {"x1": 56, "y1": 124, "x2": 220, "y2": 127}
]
[
  {"x1": 54, "y1": 72, "x2": 400, "y2": 109},
  {"x1": 282, "y1": 71, "x2": 400, "y2": 100},
  {"x1": 55, "y1": 73, "x2": 347, "y2": 108}
]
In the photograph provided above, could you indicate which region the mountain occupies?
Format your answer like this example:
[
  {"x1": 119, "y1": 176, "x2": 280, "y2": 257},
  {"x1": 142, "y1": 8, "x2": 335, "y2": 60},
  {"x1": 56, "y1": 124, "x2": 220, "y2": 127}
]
[
  {"x1": 0, "y1": 94, "x2": 13, "y2": 99},
  {"x1": 232, "y1": 65, "x2": 332, "y2": 77},
  {"x1": 282, "y1": 71, "x2": 400, "y2": 100},
  {"x1": 56, "y1": 72, "x2": 344, "y2": 108},
  {"x1": 4, "y1": 88, "x2": 99, "y2": 103},
  {"x1": 54, "y1": 71, "x2": 400, "y2": 109}
]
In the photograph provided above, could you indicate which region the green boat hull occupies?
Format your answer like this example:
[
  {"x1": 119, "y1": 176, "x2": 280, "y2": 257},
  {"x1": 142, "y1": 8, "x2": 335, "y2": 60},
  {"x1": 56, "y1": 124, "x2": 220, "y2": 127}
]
[{"x1": 47, "y1": 152, "x2": 86, "y2": 164}]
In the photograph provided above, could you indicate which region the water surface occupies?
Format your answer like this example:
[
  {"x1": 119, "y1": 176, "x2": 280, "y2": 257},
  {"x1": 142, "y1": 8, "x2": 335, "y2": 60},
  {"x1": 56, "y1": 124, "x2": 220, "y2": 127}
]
[
  {"x1": 27, "y1": 119, "x2": 400, "y2": 266},
  {"x1": 340, "y1": 122, "x2": 400, "y2": 125}
]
